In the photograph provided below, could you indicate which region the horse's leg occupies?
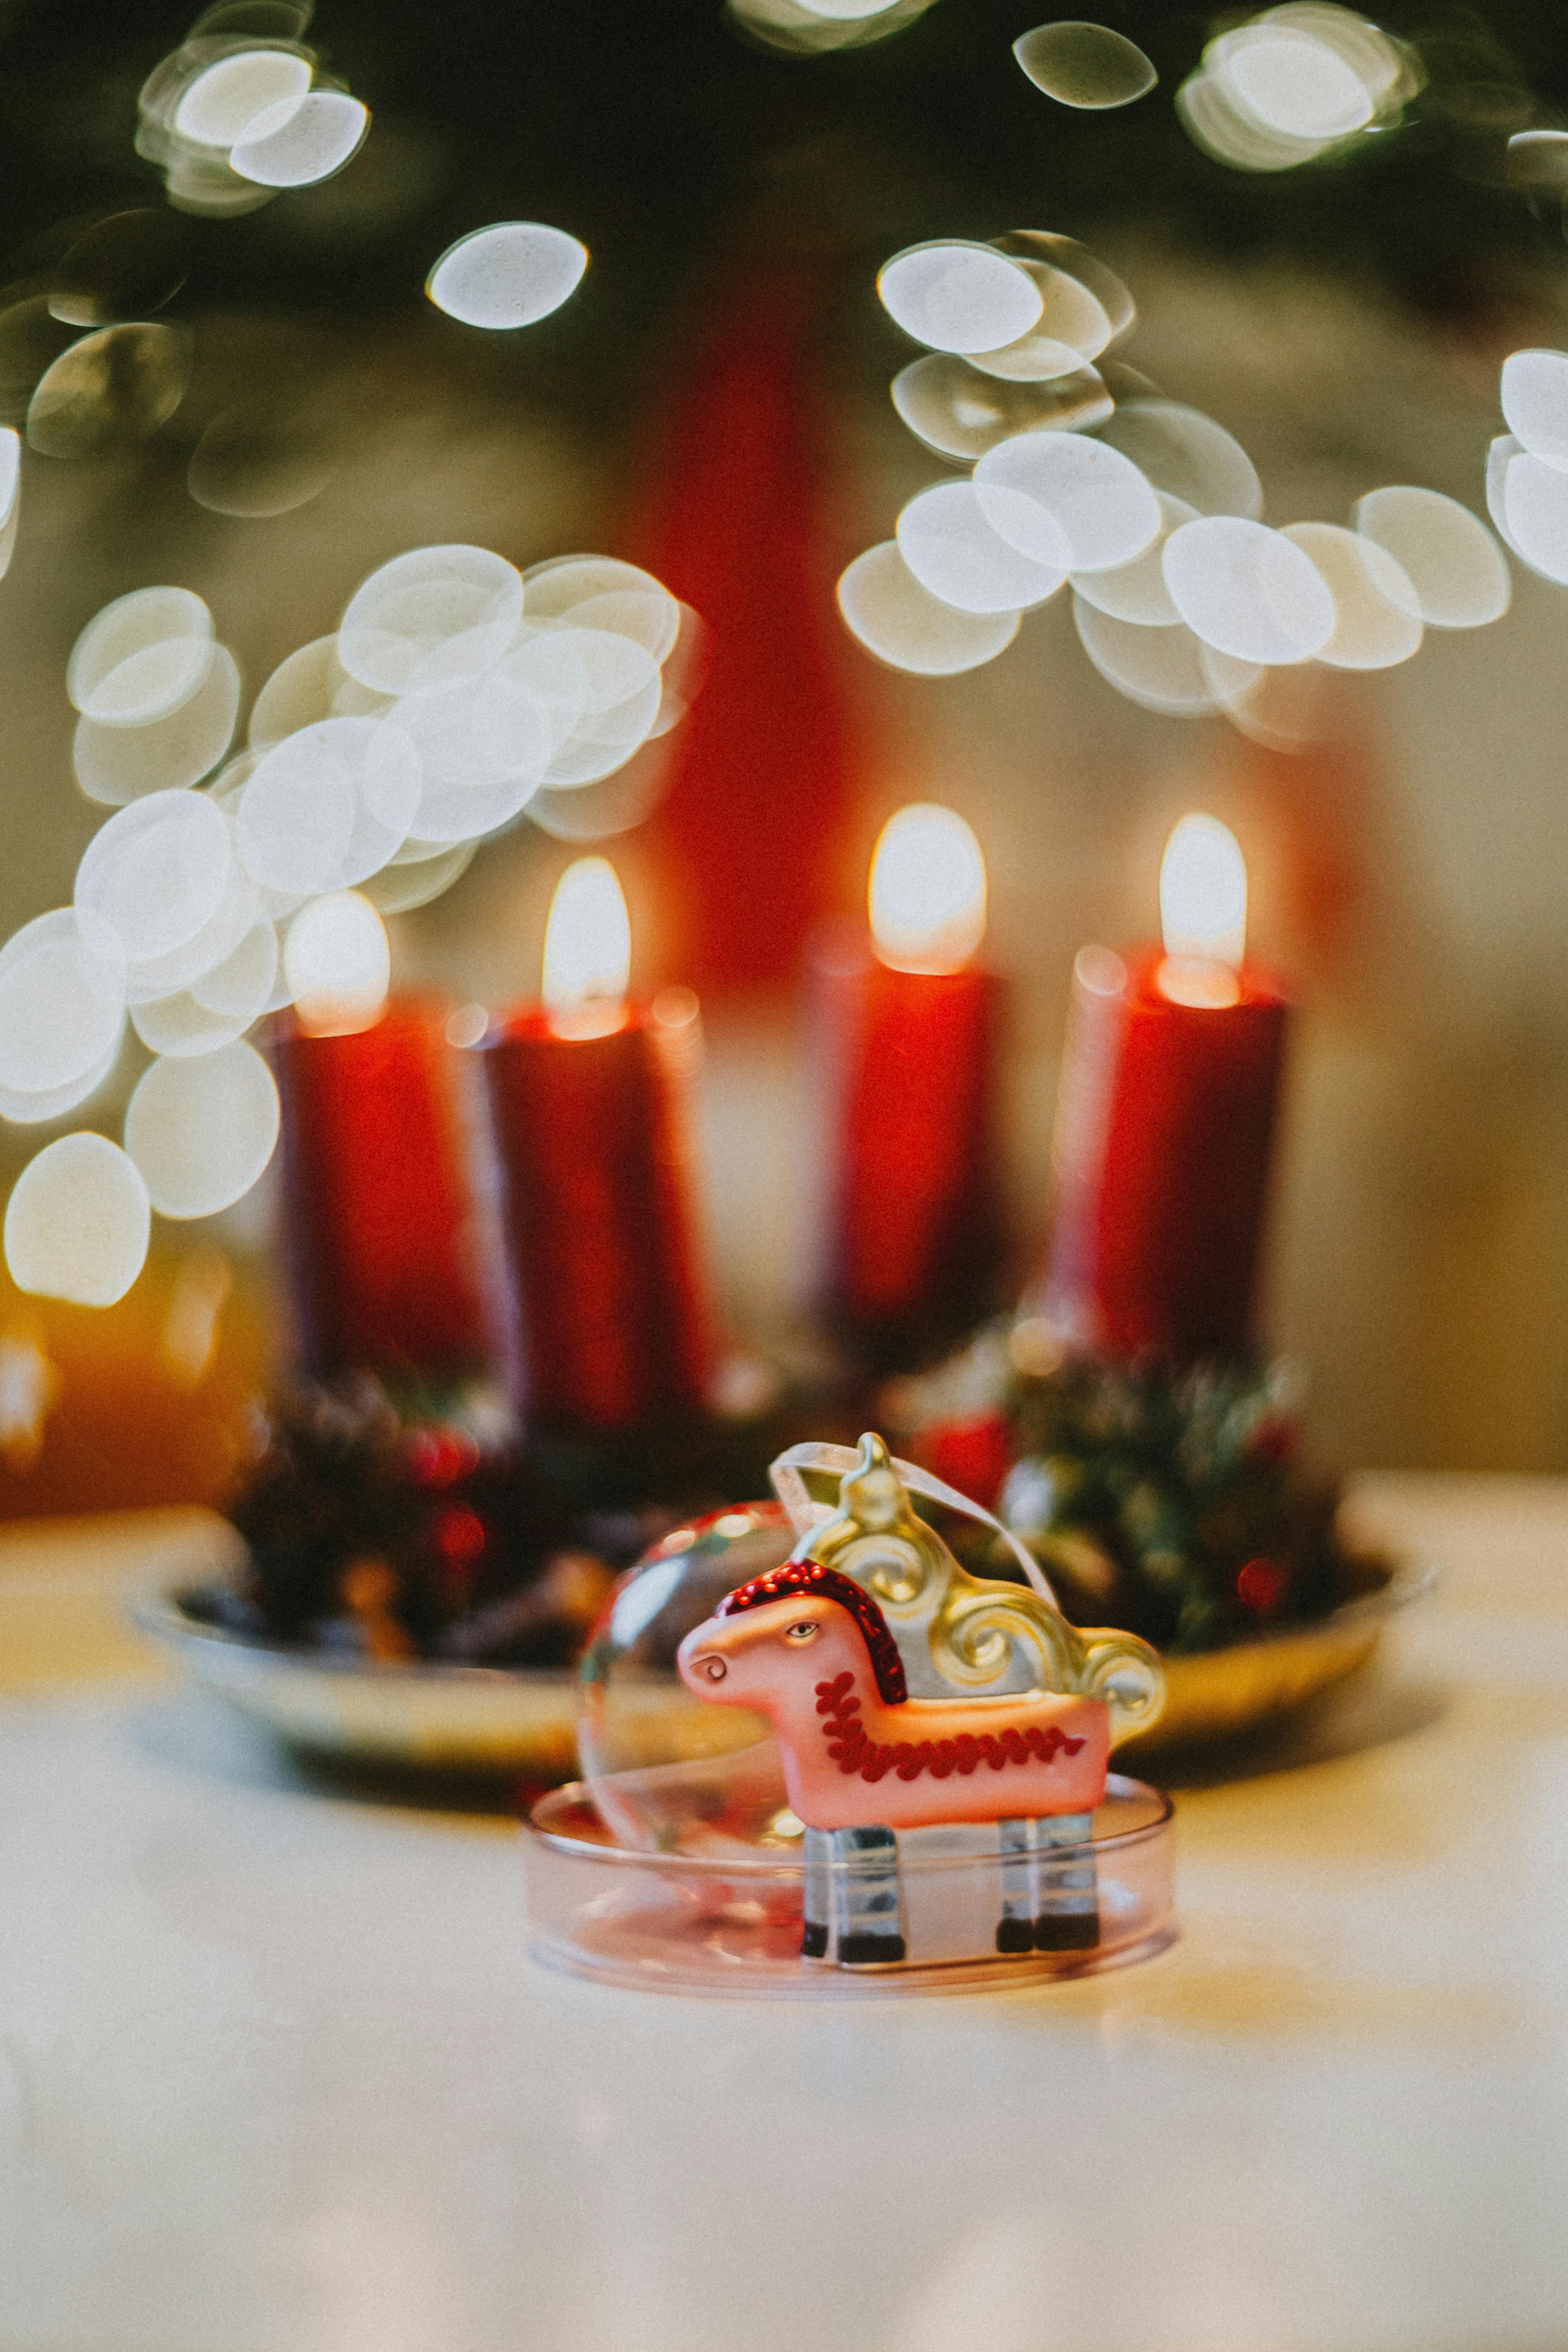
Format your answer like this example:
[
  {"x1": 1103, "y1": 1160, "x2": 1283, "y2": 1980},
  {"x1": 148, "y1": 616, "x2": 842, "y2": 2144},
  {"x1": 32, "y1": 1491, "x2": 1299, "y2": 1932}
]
[
  {"x1": 1032, "y1": 1810, "x2": 1099, "y2": 1951},
  {"x1": 835, "y1": 1825, "x2": 906, "y2": 1965},
  {"x1": 995, "y1": 1817, "x2": 1035, "y2": 1954},
  {"x1": 801, "y1": 1827, "x2": 831, "y2": 1960}
]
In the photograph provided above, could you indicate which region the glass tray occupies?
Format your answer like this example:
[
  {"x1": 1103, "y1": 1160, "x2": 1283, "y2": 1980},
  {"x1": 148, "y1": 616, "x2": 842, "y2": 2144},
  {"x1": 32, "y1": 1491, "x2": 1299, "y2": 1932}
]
[
  {"x1": 523, "y1": 1760, "x2": 1175, "y2": 1997},
  {"x1": 133, "y1": 1584, "x2": 578, "y2": 1777}
]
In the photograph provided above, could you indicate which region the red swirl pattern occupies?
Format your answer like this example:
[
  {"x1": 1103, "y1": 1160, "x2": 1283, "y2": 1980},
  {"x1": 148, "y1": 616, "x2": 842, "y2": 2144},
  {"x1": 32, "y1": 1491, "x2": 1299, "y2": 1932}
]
[{"x1": 814, "y1": 1671, "x2": 1085, "y2": 1784}]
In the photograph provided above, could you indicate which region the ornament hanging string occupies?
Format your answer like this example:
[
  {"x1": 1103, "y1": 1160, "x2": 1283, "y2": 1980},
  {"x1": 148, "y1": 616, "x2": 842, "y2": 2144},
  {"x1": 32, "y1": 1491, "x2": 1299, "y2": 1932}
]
[{"x1": 768, "y1": 1439, "x2": 1060, "y2": 1612}]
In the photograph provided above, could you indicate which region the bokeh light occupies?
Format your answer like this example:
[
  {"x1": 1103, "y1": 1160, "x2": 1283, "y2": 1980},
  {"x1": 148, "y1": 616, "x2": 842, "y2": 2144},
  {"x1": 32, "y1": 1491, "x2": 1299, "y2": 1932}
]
[
  {"x1": 1071, "y1": 492, "x2": 1195, "y2": 625},
  {"x1": 27, "y1": 322, "x2": 191, "y2": 460},
  {"x1": 396, "y1": 670, "x2": 550, "y2": 839},
  {"x1": 174, "y1": 49, "x2": 312, "y2": 146},
  {"x1": 124, "y1": 1040, "x2": 280, "y2": 1218},
  {"x1": 1500, "y1": 349, "x2": 1568, "y2": 473},
  {"x1": 540, "y1": 681, "x2": 664, "y2": 789},
  {"x1": 1177, "y1": 4, "x2": 1422, "y2": 174},
  {"x1": 896, "y1": 480, "x2": 1068, "y2": 614},
  {"x1": 1073, "y1": 597, "x2": 1217, "y2": 716},
  {"x1": 878, "y1": 242, "x2": 1044, "y2": 356},
  {"x1": 1281, "y1": 521, "x2": 1422, "y2": 668},
  {"x1": 976, "y1": 430, "x2": 1162, "y2": 572},
  {"x1": 427, "y1": 223, "x2": 589, "y2": 330},
  {"x1": 73, "y1": 646, "x2": 241, "y2": 805},
  {"x1": 1161, "y1": 515, "x2": 1337, "y2": 664},
  {"x1": 727, "y1": 0, "x2": 937, "y2": 58},
  {"x1": 991, "y1": 249, "x2": 1115, "y2": 362},
  {"x1": 191, "y1": 916, "x2": 282, "y2": 1022},
  {"x1": 4, "y1": 1134, "x2": 151, "y2": 1307},
  {"x1": 130, "y1": 985, "x2": 252, "y2": 1057},
  {"x1": 1011, "y1": 20, "x2": 1157, "y2": 109},
  {"x1": 0, "y1": 427, "x2": 19, "y2": 526},
  {"x1": 1352, "y1": 485, "x2": 1511, "y2": 628},
  {"x1": 1097, "y1": 400, "x2": 1263, "y2": 520},
  {"x1": 188, "y1": 396, "x2": 338, "y2": 518},
  {"x1": 338, "y1": 543, "x2": 524, "y2": 696},
  {"x1": 230, "y1": 90, "x2": 368, "y2": 188},
  {"x1": 248, "y1": 635, "x2": 357, "y2": 748},
  {"x1": 1506, "y1": 130, "x2": 1568, "y2": 192},
  {"x1": 238, "y1": 715, "x2": 419, "y2": 894},
  {"x1": 122, "y1": 851, "x2": 260, "y2": 1005},
  {"x1": 50, "y1": 211, "x2": 191, "y2": 329},
  {"x1": 892, "y1": 353, "x2": 1112, "y2": 462},
  {"x1": 1201, "y1": 645, "x2": 1336, "y2": 751},
  {"x1": 1221, "y1": 26, "x2": 1375, "y2": 139},
  {"x1": 837, "y1": 541, "x2": 1021, "y2": 674},
  {"x1": 0, "y1": 911, "x2": 126, "y2": 1098},
  {"x1": 74, "y1": 790, "x2": 234, "y2": 966},
  {"x1": 1499, "y1": 449, "x2": 1568, "y2": 585},
  {"x1": 362, "y1": 841, "x2": 476, "y2": 915},
  {"x1": 68, "y1": 588, "x2": 214, "y2": 728}
]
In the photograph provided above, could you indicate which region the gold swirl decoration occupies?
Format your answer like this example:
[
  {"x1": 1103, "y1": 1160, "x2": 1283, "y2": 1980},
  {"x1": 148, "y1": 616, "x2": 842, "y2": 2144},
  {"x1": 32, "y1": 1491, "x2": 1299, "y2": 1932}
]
[{"x1": 798, "y1": 1433, "x2": 1166, "y2": 1747}]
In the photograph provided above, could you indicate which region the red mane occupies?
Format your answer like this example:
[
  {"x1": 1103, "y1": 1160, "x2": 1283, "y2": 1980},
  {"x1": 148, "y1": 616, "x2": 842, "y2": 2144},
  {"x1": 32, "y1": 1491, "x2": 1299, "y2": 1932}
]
[{"x1": 716, "y1": 1561, "x2": 908, "y2": 1705}]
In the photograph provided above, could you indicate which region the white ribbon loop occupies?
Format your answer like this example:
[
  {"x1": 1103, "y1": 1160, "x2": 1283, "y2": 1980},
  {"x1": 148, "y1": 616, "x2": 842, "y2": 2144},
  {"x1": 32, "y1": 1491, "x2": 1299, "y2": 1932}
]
[{"x1": 768, "y1": 1438, "x2": 1060, "y2": 1613}]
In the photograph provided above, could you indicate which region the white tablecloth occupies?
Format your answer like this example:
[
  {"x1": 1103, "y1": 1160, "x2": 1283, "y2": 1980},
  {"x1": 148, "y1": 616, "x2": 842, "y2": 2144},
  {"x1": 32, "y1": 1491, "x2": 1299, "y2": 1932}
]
[{"x1": 1, "y1": 1476, "x2": 1565, "y2": 2352}]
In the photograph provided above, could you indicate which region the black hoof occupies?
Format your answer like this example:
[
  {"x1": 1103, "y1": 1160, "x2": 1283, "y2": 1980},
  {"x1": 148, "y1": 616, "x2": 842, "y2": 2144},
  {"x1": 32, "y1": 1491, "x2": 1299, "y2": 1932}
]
[
  {"x1": 1035, "y1": 1911, "x2": 1100, "y2": 1952},
  {"x1": 838, "y1": 1932, "x2": 906, "y2": 1966},
  {"x1": 995, "y1": 1917, "x2": 1035, "y2": 1955},
  {"x1": 800, "y1": 1920, "x2": 829, "y2": 1959}
]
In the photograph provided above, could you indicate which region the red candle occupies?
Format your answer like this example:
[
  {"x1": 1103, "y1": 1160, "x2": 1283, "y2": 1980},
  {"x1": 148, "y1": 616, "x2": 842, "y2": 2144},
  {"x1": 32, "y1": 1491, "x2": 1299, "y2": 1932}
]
[
  {"x1": 273, "y1": 982, "x2": 495, "y2": 1386},
  {"x1": 483, "y1": 858, "x2": 714, "y2": 1433},
  {"x1": 1033, "y1": 814, "x2": 1289, "y2": 1363},
  {"x1": 817, "y1": 805, "x2": 1006, "y2": 1370}
]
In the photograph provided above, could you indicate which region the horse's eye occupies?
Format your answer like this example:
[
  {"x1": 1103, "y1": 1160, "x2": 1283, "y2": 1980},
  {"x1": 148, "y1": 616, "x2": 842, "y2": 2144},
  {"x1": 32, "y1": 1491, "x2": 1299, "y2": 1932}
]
[{"x1": 785, "y1": 1621, "x2": 818, "y2": 1643}]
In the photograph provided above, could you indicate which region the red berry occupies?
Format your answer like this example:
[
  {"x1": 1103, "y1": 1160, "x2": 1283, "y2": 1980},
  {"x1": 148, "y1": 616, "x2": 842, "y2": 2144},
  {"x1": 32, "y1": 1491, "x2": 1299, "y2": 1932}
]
[
  {"x1": 433, "y1": 1504, "x2": 486, "y2": 1570},
  {"x1": 1236, "y1": 1556, "x2": 1287, "y2": 1613}
]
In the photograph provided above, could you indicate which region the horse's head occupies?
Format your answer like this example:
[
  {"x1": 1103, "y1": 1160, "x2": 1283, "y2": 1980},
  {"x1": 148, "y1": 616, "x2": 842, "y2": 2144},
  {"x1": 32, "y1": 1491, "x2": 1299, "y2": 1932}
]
[{"x1": 676, "y1": 1561, "x2": 908, "y2": 1715}]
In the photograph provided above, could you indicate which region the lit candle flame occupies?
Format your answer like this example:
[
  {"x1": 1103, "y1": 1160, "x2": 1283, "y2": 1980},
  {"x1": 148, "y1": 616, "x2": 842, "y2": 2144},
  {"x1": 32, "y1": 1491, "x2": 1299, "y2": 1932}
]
[
  {"x1": 286, "y1": 891, "x2": 391, "y2": 1036},
  {"x1": 1157, "y1": 814, "x2": 1246, "y2": 1009},
  {"x1": 868, "y1": 803, "x2": 987, "y2": 976},
  {"x1": 543, "y1": 857, "x2": 632, "y2": 1038}
]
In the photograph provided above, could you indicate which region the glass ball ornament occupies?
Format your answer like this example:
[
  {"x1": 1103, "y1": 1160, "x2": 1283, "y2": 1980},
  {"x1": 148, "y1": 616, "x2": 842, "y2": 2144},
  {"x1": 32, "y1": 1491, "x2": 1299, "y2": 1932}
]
[
  {"x1": 538, "y1": 1463, "x2": 1177, "y2": 1993},
  {"x1": 576, "y1": 1497, "x2": 801, "y2": 1855}
]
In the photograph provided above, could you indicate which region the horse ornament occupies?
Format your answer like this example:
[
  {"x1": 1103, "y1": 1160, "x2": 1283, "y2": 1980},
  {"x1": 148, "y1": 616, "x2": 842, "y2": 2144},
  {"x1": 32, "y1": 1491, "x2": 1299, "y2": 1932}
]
[{"x1": 676, "y1": 1432, "x2": 1167, "y2": 1973}]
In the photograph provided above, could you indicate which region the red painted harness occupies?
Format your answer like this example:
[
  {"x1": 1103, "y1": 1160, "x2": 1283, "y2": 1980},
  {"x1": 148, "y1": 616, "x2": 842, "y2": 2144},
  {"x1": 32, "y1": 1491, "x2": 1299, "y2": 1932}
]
[{"x1": 814, "y1": 1671, "x2": 1085, "y2": 1784}]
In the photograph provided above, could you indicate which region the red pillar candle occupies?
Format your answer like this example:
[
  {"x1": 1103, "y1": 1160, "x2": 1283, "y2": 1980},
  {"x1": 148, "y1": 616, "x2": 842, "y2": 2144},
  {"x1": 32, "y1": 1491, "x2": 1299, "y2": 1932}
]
[
  {"x1": 482, "y1": 858, "x2": 714, "y2": 1433},
  {"x1": 817, "y1": 805, "x2": 1007, "y2": 1371},
  {"x1": 623, "y1": 266, "x2": 857, "y2": 995},
  {"x1": 273, "y1": 994, "x2": 495, "y2": 1385},
  {"x1": 1034, "y1": 814, "x2": 1290, "y2": 1363}
]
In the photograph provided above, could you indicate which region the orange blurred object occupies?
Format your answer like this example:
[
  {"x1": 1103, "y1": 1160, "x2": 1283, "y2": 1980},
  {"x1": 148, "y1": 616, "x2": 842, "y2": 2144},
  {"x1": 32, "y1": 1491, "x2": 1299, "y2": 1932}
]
[{"x1": 0, "y1": 1242, "x2": 270, "y2": 1521}]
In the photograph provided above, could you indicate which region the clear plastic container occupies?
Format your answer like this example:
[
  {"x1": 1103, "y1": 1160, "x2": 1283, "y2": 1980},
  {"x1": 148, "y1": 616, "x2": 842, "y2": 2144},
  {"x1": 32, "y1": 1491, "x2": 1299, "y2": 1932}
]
[{"x1": 523, "y1": 1757, "x2": 1175, "y2": 1996}]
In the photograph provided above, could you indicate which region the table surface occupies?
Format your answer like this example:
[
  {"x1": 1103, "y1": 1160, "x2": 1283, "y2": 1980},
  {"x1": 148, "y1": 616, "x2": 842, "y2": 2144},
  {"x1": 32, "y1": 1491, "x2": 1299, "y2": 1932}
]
[{"x1": 1, "y1": 1476, "x2": 1565, "y2": 2352}]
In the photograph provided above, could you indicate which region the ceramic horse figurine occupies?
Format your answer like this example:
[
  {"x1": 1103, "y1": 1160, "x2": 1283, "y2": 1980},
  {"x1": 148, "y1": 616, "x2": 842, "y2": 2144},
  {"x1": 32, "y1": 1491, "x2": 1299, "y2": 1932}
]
[{"x1": 679, "y1": 1433, "x2": 1166, "y2": 1968}]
